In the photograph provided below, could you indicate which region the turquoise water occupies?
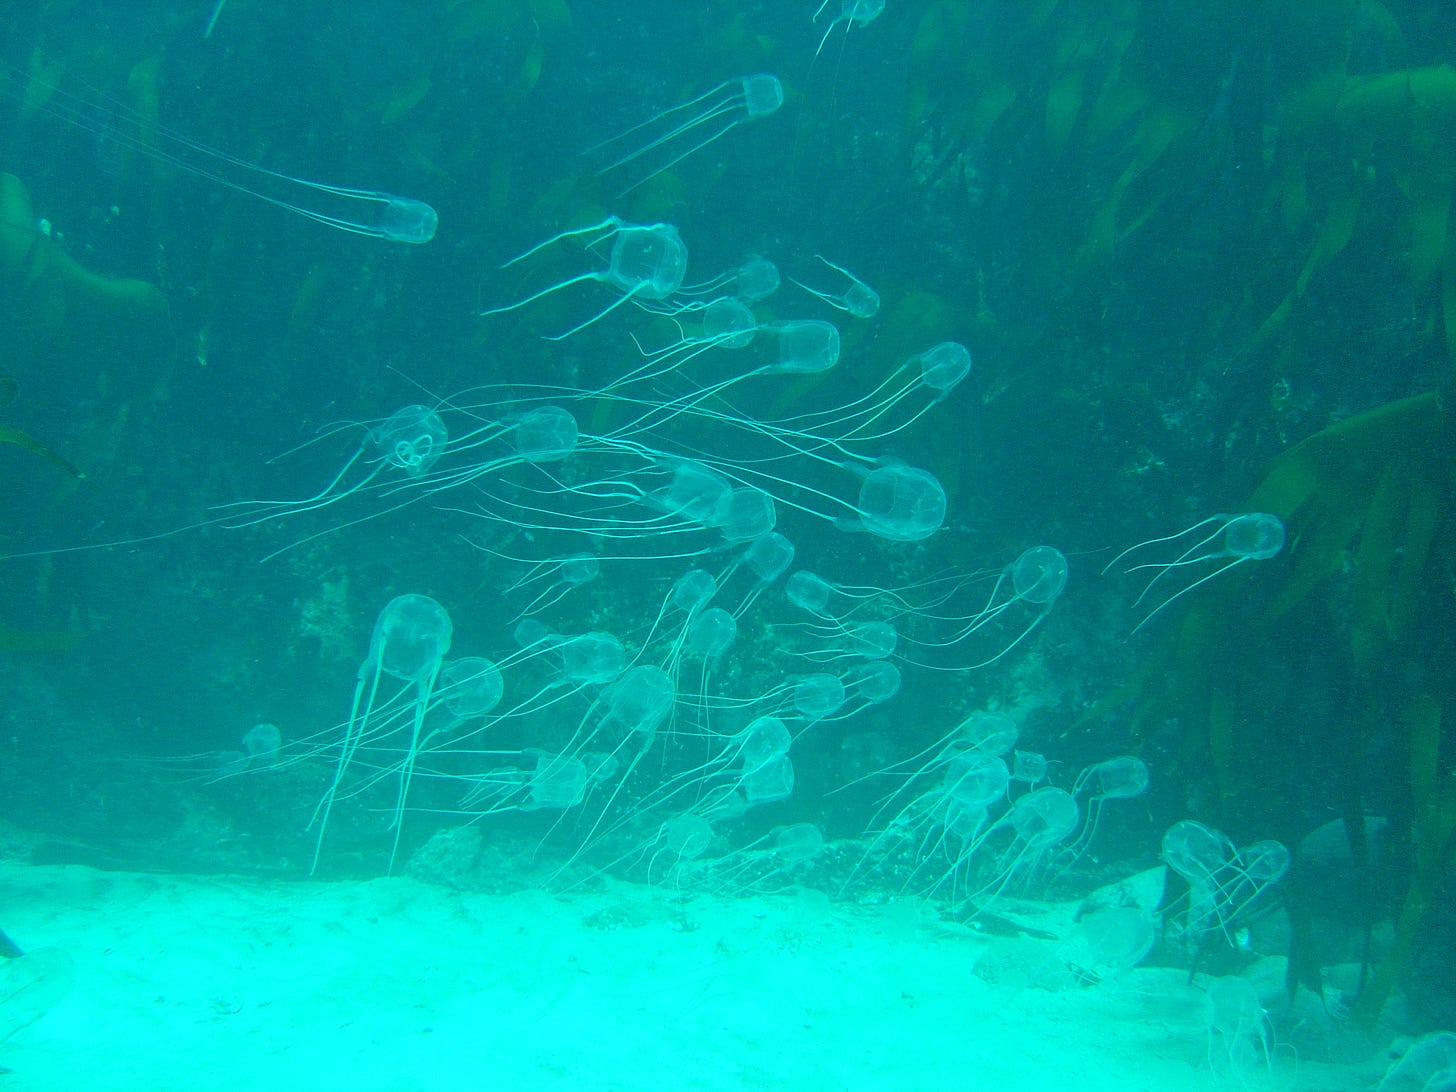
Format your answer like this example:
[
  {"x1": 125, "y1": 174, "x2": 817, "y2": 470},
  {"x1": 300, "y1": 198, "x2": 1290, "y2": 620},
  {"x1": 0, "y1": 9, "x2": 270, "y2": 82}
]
[{"x1": 2, "y1": 2, "x2": 1453, "y2": 1085}]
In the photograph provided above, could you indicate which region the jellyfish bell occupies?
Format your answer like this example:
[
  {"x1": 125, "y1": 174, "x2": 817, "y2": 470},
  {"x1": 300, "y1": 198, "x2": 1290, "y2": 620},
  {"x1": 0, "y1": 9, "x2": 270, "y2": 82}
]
[
  {"x1": 374, "y1": 404, "x2": 448, "y2": 477},
  {"x1": 840, "y1": 463, "x2": 946, "y2": 543},
  {"x1": 759, "y1": 319, "x2": 841, "y2": 375},
  {"x1": 438, "y1": 656, "x2": 504, "y2": 718},
  {"x1": 561, "y1": 631, "x2": 626, "y2": 685},
  {"x1": 685, "y1": 607, "x2": 737, "y2": 659},
  {"x1": 743, "y1": 532, "x2": 795, "y2": 584},
  {"x1": 734, "y1": 255, "x2": 781, "y2": 302},
  {"x1": 701, "y1": 297, "x2": 758, "y2": 348},
  {"x1": 1222, "y1": 512, "x2": 1285, "y2": 560},
  {"x1": 850, "y1": 660, "x2": 901, "y2": 703},
  {"x1": 1011, "y1": 545, "x2": 1068, "y2": 606},
  {"x1": 785, "y1": 570, "x2": 835, "y2": 615},
  {"x1": 606, "y1": 222, "x2": 689, "y2": 300},
  {"x1": 912, "y1": 341, "x2": 972, "y2": 396},
  {"x1": 512, "y1": 406, "x2": 579, "y2": 463},
  {"x1": 713, "y1": 487, "x2": 777, "y2": 542},
  {"x1": 655, "y1": 460, "x2": 733, "y2": 526}
]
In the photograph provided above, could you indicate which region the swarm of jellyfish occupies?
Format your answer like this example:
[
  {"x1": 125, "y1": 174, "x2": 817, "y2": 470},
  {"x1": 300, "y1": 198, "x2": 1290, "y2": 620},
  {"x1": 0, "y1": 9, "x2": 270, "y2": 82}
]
[{"x1": 107, "y1": 9, "x2": 1293, "y2": 931}]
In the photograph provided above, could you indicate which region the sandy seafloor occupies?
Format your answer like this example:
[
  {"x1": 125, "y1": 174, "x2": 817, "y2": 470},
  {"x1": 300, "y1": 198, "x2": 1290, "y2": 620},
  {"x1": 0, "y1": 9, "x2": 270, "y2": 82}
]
[{"x1": 0, "y1": 858, "x2": 1394, "y2": 1092}]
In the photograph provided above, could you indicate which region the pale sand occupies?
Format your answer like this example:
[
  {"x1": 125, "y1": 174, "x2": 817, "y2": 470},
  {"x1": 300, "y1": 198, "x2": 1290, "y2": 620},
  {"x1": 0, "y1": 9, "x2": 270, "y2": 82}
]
[{"x1": 1, "y1": 861, "x2": 1381, "y2": 1091}]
